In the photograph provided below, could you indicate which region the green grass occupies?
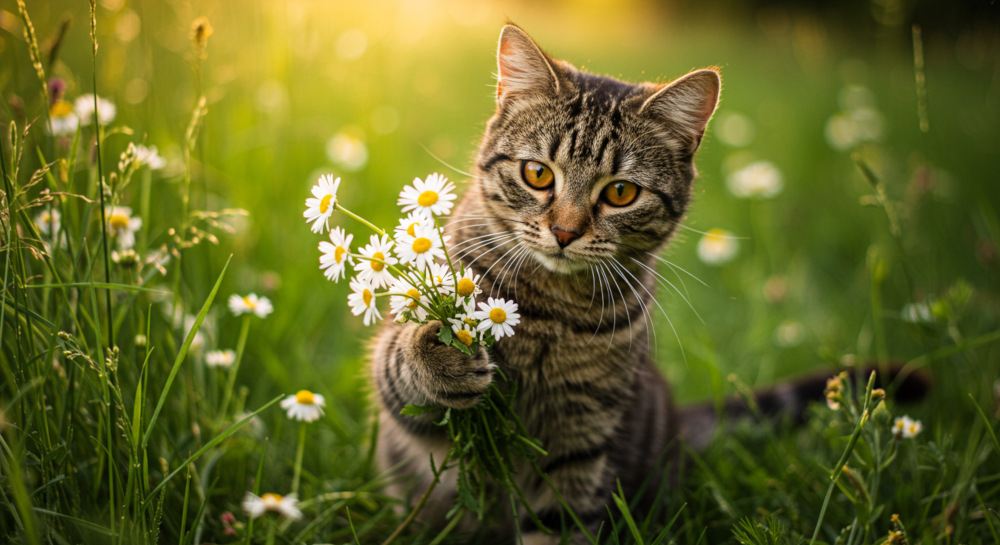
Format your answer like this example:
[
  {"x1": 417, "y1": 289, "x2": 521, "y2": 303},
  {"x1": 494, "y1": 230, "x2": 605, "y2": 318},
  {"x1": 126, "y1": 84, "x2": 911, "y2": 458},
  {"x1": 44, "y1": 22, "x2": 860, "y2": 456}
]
[{"x1": 2, "y1": 0, "x2": 999, "y2": 543}]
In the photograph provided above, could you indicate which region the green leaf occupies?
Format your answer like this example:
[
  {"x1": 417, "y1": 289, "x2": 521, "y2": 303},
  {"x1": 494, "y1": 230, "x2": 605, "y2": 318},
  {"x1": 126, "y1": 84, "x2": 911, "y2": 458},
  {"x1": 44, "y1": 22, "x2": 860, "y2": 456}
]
[{"x1": 400, "y1": 404, "x2": 438, "y2": 417}]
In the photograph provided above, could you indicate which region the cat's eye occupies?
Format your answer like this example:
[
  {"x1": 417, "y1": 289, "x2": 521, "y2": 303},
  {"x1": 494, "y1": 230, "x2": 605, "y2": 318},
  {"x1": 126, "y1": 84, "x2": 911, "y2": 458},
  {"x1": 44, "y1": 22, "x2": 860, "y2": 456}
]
[
  {"x1": 521, "y1": 160, "x2": 554, "y2": 190},
  {"x1": 601, "y1": 181, "x2": 640, "y2": 207}
]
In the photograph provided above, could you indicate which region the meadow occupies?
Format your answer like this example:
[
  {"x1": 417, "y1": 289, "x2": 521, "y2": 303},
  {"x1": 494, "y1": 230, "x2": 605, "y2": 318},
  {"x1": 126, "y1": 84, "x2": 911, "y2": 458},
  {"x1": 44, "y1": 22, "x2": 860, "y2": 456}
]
[{"x1": 2, "y1": 0, "x2": 999, "y2": 543}]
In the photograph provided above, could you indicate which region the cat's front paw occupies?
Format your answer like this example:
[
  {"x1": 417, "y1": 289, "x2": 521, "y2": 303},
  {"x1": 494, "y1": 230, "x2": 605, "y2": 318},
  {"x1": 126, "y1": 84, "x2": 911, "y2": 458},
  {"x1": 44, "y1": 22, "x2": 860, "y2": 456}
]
[{"x1": 411, "y1": 321, "x2": 493, "y2": 409}]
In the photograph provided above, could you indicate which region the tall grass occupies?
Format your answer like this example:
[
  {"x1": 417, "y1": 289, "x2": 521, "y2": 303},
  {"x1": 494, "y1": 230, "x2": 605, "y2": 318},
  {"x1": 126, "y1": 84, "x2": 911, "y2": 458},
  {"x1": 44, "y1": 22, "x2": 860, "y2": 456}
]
[{"x1": 2, "y1": 1, "x2": 999, "y2": 544}]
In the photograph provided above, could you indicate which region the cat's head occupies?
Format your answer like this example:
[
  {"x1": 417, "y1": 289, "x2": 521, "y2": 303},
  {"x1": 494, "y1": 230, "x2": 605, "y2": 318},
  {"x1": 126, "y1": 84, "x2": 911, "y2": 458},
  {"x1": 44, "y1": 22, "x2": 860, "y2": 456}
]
[{"x1": 474, "y1": 24, "x2": 720, "y2": 275}]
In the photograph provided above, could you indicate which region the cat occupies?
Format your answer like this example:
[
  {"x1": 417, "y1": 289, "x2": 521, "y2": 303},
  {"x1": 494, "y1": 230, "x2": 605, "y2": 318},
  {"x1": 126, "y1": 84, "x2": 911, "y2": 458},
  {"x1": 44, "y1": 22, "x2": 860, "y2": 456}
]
[{"x1": 371, "y1": 23, "x2": 720, "y2": 543}]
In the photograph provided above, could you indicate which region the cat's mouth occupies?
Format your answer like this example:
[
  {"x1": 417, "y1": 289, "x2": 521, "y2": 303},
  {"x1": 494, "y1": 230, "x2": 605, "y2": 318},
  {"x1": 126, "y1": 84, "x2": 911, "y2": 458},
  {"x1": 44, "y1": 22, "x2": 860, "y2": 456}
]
[{"x1": 527, "y1": 246, "x2": 592, "y2": 275}]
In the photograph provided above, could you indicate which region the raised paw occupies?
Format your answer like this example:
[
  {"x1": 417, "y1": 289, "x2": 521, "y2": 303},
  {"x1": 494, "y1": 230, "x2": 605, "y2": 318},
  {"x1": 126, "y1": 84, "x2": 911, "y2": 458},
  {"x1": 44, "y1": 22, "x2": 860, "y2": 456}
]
[{"x1": 410, "y1": 320, "x2": 494, "y2": 409}]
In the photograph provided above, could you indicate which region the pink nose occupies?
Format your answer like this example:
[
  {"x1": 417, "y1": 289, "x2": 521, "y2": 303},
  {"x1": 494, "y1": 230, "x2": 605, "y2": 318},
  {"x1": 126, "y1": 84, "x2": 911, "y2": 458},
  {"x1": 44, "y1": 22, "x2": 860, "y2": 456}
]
[{"x1": 550, "y1": 227, "x2": 581, "y2": 248}]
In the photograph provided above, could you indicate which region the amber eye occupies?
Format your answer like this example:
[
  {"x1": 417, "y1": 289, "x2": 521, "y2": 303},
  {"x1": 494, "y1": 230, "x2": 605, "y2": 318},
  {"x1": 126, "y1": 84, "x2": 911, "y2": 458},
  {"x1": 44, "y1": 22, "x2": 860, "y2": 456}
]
[
  {"x1": 520, "y1": 160, "x2": 554, "y2": 190},
  {"x1": 602, "y1": 181, "x2": 640, "y2": 207}
]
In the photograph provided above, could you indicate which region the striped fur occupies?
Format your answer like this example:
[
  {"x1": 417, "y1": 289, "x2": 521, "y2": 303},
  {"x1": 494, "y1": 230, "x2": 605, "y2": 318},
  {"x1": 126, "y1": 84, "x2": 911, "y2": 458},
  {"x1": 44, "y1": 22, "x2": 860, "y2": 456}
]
[{"x1": 372, "y1": 25, "x2": 720, "y2": 542}]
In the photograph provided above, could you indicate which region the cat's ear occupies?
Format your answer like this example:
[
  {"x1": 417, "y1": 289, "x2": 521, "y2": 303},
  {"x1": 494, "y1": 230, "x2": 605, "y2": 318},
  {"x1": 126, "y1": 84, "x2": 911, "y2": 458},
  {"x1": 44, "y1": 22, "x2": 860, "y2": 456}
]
[
  {"x1": 496, "y1": 24, "x2": 561, "y2": 104},
  {"x1": 640, "y1": 68, "x2": 721, "y2": 154}
]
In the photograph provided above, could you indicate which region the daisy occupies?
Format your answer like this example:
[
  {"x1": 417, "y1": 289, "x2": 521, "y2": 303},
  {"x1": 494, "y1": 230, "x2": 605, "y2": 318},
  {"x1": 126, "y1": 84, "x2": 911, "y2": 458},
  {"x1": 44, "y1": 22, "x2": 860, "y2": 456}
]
[
  {"x1": 303, "y1": 174, "x2": 341, "y2": 233},
  {"x1": 205, "y1": 349, "x2": 236, "y2": 368},
  {"x1": 228, "y1": 293, "x2": 274, "y2": 318},
  {"x1": 397, "y1": 173, "x2": 457, "y2": 218},
  {"x1": 394, "y1": 223, "x2": 446, "y2": 270},
  {"x1": 347, "y1": 276, "x2": 381, "y2": 326},
  {"x1": 49, "y1": 100, "x2": 79, "y2": 136},
  {"x1": 280, "y1": 389, "x2": 326, "y2": 422},
  {"x1": 388, "y1": 277, "x2": 428, "y2": 322},
  {"x1": 892, "y1": 415, "x2": 922, "y2": 439},
  {"x1": 74, "y1": 94, "x2": 117, "y2": 126},
  {"x1": 394, "y1": 210, "x2": 432, "y2": 240},
  {"x1": 35, "y1": 208, "x2": 61, "y2": 237},
  {"x1": 726, "y1": 161, "x2": 783, "y2": 199},
  {"x1": 454, "y1": 267, "x2": 482, "y2": 301},
  {"x1": 448, "y1": 316, "x2": 480, "y2": 347},
  {"x1": 474, "y1": 297, "x2": 520, "y2": 340},
  {"x1": 241, "y1": 492, "x2": 302, "y2": 520},
  {"x1": 106, "y1": 206, "x2": 143, "y2": 249},
  {"x1": 696, "y1": 228, "x2": 739, "y2": 265},
  {"x1": 319, "y1": 226, "x2": 354, "y2": 282},
  {"x1": 424, "y1": 262, "x2": 455, "y2": 292},
  {"x1": 134, "y1": 144, "x2": 167, "y2": 170},
  {"x1": 355, "y1": 234, "x2": 397, "y2": 289}
]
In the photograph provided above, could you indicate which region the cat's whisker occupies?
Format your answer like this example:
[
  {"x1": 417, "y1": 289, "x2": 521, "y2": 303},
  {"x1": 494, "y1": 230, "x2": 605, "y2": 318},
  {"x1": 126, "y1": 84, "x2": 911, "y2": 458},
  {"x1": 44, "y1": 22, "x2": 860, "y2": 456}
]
[
  {"x1": 481, "y1": 240, "x2": 526, "y2": 291},
  {"x1": 494, "y1": 245, "x2": 528, "y2": 299},
  {"x1": 631, "y1": 257, "x2": 704, "y2": 325},
  {"x1": 602, "y1": 260, "x2": 634, "y2": 353},
  {"x1": 420, "y1": 144, "x2": 483, "y2": 181},
  {"x1": 594, "y1": 262, "x2": 619, "y2": 354},
  {"x1": 587, "y1": 263, "x2": 608, "y2": 346},
  {"x1": 608, "y1": 257, "x2": 654, "y2": 354},
  {"x1": 452, "y1": 232, "x2": 519, "y2": 262},
  {"x1": 508, "y1": 246, "x2": 534, "y2": 301},
  {"x1": 643, "y1": 249, "x2": 708, "y2": 288},
  {"x1": 449, "y1": 230, "x2": 515, "y2": 252}
]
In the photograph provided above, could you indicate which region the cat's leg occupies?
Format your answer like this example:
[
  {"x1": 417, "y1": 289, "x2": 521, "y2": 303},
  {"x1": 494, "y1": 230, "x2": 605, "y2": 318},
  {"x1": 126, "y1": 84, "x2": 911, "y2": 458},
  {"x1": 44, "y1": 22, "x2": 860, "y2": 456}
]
[{"x1": 372, "y1": 320, "x2": 494, "y2": 523}]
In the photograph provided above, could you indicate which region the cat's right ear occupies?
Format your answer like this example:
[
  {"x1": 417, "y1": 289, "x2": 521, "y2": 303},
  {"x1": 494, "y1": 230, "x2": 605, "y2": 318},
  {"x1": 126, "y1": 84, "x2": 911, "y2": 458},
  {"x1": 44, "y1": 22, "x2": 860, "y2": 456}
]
[
  {"x1": 640, "y1": 68, "x2": 721, "y2": 155},
  {"x1": 496, "y1": 24, "x2": 561, "y2": 104}
]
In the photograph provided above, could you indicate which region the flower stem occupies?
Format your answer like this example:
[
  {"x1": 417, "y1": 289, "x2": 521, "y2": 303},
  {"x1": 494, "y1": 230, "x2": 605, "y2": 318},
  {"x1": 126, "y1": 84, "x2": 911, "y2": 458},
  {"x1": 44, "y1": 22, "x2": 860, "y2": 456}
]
[
  {"x1": 291, "y1": 423, "x2": 306, "y2": 496},
  {"x1": 221, "y1": 314, "x2": 252, "y2": 419},
  {"x1": 381, "y1": 448, "x2": 453, "y2": 545},
  {"x1": 336, "y1": 203, "x2": 386, "y2": 237}
]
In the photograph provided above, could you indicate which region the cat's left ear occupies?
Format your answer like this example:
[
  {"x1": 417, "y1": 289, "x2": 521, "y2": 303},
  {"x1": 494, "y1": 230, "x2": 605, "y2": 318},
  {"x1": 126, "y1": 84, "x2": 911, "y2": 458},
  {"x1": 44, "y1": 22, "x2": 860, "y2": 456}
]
[{"x1": 640, "y1": 68, "x2": 721, "y2": 155}]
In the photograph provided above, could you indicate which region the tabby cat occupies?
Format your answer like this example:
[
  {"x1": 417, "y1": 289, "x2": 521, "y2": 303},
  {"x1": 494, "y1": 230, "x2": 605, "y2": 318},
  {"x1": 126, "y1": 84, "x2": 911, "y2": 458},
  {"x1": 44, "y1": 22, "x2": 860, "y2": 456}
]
[{"x1": 372, "y1": 24, "x2": 721, "y2": 542}]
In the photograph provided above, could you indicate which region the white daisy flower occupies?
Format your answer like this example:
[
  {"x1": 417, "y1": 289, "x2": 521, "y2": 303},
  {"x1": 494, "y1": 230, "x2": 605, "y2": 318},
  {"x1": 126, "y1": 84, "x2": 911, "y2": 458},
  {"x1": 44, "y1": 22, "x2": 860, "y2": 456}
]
[
  {"x1": 892, "y1": 415, "x2": 923, "y2": 439},
  {"x1": 726, "y1": 161, "x2": 783, "y2": 199},
  {"x1": 448, "y1": 317, "x2": 480, "y2": 347},
  {"x1": 394, "y1": 210, "x2": 432, "y2": 241},
  {"x1": 35, "y1": 208, "x2": 61, "y2": 237},
  {"x1": 319, "y1": 226, "x2": 354, "y2": 282},
  {"x1": 280, "y1": 389, "x2": 326, "y2": 422},
  {"x1": 397, "y1": 173, "x2": 457, "y2": 218},
  {"x1": 228, "y1": 293, "x2": 274, "y2": 318},
  {"x1": 424, "y1": 262, "x2": 455, "y2": 292},
  {"x1": 474, "y1": 297, "x2": 520, "y2": 340},
  {"x1": 205, "y1": 349, "x2": 236, "y2": 368},
  {"x1": 388, "y1": 277, "x2": 428, "y2": 322},
  {"x1": 303, "y1": 174, "x2": 341, "y2": 233},
  {"x1": 696, "y1": 228, "x2": 739, "y2": 266},
  {"x1": 241, "y1": 492, "x2": 302, "y2": 520},
  {"x1": 74, "y1": 94, "x2": 117, "y2": 126},
  {"x1": 394, "y1": 224, "x2": 446, "y2": 270},
  {"x1": 106, "y1": 206, "x2": 143, "y2": 249},
  {"x1": 348, "y1": 276, "x2": 381, "y2": 326},
  {"x1": 354, "y1": 234, "x2": 397, "y2": 289},
  {"x1": 49, "y1": 100, "x2": 79, "y2": 135},
  {"x1": 454, "y1": 267, "x2": 482, "y2": 301},
  {"x1": 134, "y1": 144, "x2": 167, "y2": 170}
]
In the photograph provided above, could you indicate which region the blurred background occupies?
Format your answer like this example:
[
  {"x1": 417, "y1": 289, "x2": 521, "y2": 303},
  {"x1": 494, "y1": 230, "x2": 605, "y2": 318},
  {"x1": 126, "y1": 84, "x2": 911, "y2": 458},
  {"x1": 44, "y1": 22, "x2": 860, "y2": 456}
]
[{"x1": 3, "y1": 0, "x2": 998, "y2": 450}]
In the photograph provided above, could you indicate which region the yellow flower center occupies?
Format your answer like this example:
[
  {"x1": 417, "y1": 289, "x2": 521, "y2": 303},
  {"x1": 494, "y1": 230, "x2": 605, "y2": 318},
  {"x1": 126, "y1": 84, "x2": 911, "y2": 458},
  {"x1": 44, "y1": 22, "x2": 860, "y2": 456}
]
[
  {"x1": 412, "y1": 237, "x2": 432, "y2": 254},
  {"x1": 243, "y1": 296, "x2": 257, "y2": 309},
  {"x1": 406, "y1": 222, "x2": 419, "y2": 236},
  {"x1": 464, "y1": 317, "x2": 478, "y2": 327},
  {"x1": 50, "y1": 100, "x2": 73, "y2": 117},
  {"x1": 362, "y1": 288, "x2": 373, "y2": 308},
  {"x1": 406, "y1": 288, "x2": 420, "y2": 309},
  {"x1": 417, "y1": 190, "x2": 439, "y2": 207},
  {"x1": 371, "y1": 251, "x2": 385, "y2": 272},
  {"x1": 456, "y1": 278, "x2": 475, "y2": 297},
  {"x1": 456, "y1": 329, "x2": 473, "y2": 346},
  {"x1": 489, "y1": 307, "x2": 506, "y2": 324},
  {"x1": 295, "y1": 390, "x2": 316, "y2": 405},
  {"x1": 705, "y1": 228, "x2": 727, "y2": 241},
  {"x1": 319, "y1": 193, "x2": 333, "y2": 214},
  {"x1": 261, "y1": 492, "x2": 283, "y2": 503},
  {"x1": 334, "y1": 246, "x2": 347, "y2": 263},
  {"x1": 109, "y1": 214, "x2": 130, "y2": 230}
]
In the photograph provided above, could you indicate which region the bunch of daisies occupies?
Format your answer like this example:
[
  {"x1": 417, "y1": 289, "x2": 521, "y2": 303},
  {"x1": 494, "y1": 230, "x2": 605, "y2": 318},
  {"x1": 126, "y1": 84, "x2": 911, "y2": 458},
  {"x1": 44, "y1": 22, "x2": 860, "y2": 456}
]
[{"x1": 304, "y1": 173, "x2": 520, "y2": 354}]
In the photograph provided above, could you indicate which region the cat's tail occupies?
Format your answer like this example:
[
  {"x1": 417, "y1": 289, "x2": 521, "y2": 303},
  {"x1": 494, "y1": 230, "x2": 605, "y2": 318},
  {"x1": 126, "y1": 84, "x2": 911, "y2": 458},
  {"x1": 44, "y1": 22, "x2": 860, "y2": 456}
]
[{"x1": 679, "y1": 364, "x2": 931, "y2": 450}]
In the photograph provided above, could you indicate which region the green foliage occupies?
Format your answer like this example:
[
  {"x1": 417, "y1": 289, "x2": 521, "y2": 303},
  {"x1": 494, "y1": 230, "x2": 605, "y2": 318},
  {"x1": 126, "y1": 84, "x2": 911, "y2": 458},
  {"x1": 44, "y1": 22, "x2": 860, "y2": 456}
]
[{"x1": 2, "y1": 1, "x2": 999, "y2": 544}]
